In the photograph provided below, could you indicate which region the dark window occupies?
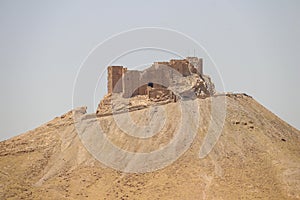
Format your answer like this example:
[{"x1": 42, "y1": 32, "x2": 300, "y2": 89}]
[{"x1": 148, "y1": 82, "x2": 153, "y2": 87}]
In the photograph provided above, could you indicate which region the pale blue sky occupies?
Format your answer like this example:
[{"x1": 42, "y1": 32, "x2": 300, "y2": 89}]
[{"x1": 0, "y1": 0, "x2": 299, "y2": 141}]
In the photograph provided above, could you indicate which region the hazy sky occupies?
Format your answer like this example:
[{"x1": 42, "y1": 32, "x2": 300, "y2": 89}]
[{"x1": 0, "y1": 0, "x2": 299, "y2": 141}]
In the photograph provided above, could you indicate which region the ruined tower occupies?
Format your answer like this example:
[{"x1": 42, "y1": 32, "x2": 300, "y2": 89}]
[{"x1": 107, "y1": 66, "x2": 126, "y2": 93}]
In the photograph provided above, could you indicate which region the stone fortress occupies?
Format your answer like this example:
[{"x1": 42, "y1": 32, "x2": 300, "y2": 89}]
[{"x1": 97, "y1": 57, "x2": 216, "y2": 116}]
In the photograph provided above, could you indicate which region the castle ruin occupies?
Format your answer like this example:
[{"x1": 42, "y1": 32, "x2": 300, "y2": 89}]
[
  {"x1": 107, "y1": 57, "x2": 207, "y2": 98},
  {"x1": 97, "y1": 57, "x2": 215, "y2": 116}
]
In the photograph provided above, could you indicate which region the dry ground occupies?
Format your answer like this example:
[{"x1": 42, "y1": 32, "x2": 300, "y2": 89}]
[{"x1": 0, "y1": 94, "x2": 299, "y2": 199}]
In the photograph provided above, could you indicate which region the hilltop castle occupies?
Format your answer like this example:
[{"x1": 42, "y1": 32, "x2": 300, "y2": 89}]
[
  {"x1": 97, "y1": 57, "x2": 215, "y2": 116},
  {"x1": 107, "y1": 57, "x2": 211, "y2": 100}
]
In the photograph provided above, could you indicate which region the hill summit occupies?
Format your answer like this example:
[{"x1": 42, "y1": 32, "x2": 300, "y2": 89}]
[
  {"x1": 0, "y1": 57, "x2": 300, "y2": 199},
  {"x1": 0, "y1": 94, "x2": 299, "y2": 199}
]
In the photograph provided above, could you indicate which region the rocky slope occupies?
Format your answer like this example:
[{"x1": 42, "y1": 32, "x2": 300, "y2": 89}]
[{"x1": 0, "y1": 94, "x2": 300, "y2": 199}]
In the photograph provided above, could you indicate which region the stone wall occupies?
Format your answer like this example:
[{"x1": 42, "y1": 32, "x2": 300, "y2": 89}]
[
  {"x1": 106, "y1": 57, "x2": 204, "y2": 98},
  {"x1": 123, "y1": 70, "x2": 141, "y2": 98},
  {"x1": 186, "y1": 57, "x2": 203, "y2": 75},
  {"x1": 147, "y1": 87, "x2": 177, "y2": 102},
  {"x1": 107, "y1": 66, "x2": 127, "y2": 93}
]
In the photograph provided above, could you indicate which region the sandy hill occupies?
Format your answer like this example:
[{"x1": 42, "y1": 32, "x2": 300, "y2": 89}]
[{"x1": 0, "y1": 94, "x2": 299, "y2": 199}]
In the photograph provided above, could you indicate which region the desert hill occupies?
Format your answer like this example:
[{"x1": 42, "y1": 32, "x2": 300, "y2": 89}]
[{"x1": 0, "y1": 94, "x2": 300, "y2": 199}]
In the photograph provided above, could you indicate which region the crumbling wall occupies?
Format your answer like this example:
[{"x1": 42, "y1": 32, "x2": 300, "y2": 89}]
[
  {"x1": 186, "y1": 57, "x2": 203, "y2": 75},
  {"x1": 107, "y1": 57, "x2": 206, "y2": 98},
  {"x1": 147, "y1": 87, "x2": 176, "y2": 102},
  {"x1": 99, "y1": 57, "x2": 214, "y2": 116},
  {"x1": 169, "y1": 59, "x2": 191, "y2": 76}
]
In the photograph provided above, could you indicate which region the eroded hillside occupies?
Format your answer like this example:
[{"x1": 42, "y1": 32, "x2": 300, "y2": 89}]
[{"x1": 0, "y1": 94, "x2": 300, "y2": 199}]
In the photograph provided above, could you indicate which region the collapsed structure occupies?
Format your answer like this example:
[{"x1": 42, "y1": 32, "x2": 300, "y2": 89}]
[{"x1": 97, "y1": 57, "x2": 215, "y2": 116}]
